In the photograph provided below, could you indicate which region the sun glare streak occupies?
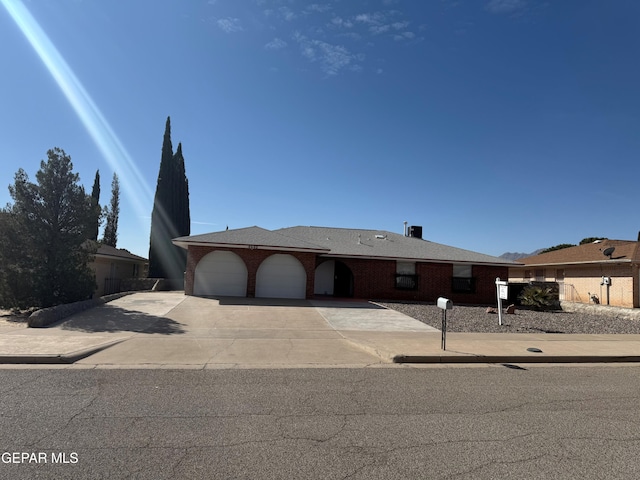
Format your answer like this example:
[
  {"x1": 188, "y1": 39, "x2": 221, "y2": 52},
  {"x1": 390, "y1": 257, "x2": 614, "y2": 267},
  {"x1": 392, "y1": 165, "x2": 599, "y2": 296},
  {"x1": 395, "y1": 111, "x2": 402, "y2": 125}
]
[{"x1": 1, "y1": 0, "x2": 151, "y2": 218}]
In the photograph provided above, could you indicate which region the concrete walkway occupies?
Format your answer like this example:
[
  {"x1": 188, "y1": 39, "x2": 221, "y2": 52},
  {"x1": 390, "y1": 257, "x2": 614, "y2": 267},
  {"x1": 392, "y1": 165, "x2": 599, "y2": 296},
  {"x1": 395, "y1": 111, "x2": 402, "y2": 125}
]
[{"x1": 1, "y1": 292, "x2": 640, "y2": 367}]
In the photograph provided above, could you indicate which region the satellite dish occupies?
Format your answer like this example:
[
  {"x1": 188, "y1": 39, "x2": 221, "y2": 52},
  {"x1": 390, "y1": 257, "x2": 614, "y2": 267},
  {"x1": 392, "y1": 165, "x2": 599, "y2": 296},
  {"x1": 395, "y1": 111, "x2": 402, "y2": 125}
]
[{"x1": 602, "y1": 246, "x2": 615, "y2": 258}]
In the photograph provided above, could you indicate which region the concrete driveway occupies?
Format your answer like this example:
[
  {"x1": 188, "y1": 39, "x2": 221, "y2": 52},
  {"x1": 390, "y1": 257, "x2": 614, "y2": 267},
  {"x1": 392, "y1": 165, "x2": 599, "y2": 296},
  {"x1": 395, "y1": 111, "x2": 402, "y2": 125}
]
[
  {"x1": 6, "y1": 293, "x2": 640, "y2": 367},
  {"x1": 65, "y1": 292, "x2": 435, "y2": 368}
]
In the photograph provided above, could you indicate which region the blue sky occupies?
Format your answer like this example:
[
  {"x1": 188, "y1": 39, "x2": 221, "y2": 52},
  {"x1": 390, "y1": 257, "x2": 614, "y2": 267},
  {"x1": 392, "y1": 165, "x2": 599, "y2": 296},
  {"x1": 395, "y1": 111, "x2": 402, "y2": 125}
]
[{"x1": 1, "y1": 0, "x2": 638, "y2": 259}]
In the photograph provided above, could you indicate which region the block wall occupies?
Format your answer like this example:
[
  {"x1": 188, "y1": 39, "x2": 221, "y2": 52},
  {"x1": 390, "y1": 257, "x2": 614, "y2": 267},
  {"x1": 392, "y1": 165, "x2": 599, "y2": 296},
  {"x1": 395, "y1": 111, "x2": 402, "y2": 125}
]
[
  {"x1": 563, "y1": 264, "x2": 635, "y2": 308},
  {"x1": 510, "y1": 264, "x2": 637, "y2": 308}
]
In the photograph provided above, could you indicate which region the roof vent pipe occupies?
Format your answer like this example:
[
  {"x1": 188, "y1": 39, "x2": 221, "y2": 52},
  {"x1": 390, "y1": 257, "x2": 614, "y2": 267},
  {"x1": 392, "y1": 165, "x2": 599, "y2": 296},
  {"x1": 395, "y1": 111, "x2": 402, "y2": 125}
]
[{"x1": 403, "y1": 221, "x2": 408, "y2": 237}]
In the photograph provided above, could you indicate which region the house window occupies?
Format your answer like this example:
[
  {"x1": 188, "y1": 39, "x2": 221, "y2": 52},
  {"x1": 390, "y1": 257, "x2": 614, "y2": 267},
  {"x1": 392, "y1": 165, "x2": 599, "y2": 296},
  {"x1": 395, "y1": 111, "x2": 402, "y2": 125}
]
[
  {"x1": 453, "y1": 265, "x2": 472, "y2": 278},
  {"x1": 535, "y1": 269, "x2": 544, "y2": 281},
  {"x1": 556, "y1": 269, "x2": 564, "y2": 281},
  {"x1": 524, "y1": 270, "x2": 532, "y2": 279},
  {"x1": 452, "y1": 264, "x2": 476, "y2": 293},
  {"x1": 397, "y1": 262, "x2": 415, "y2": 275},
  {"x1": 395, "y1": 261, "x2": 418, "y2": 290}
]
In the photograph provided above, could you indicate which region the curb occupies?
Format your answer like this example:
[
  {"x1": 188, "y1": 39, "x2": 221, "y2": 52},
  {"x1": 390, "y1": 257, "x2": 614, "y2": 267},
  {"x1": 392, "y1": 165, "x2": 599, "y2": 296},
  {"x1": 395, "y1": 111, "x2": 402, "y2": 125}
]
[
  {"x1": 341, "y1": 338, "x2": 395, "y2": 363},
  {"x1": 327, "y1": 337, "x2": 640, "y2": 365},
  {"x1": 0, "y1": 339, "x2": 124, "y2": 365},
  {"x1": 28, "y1": 292, "x2": 138, "y2": 328},
  {"x1": 393, "y1": 354, "x2": 640, "y2": 364}
]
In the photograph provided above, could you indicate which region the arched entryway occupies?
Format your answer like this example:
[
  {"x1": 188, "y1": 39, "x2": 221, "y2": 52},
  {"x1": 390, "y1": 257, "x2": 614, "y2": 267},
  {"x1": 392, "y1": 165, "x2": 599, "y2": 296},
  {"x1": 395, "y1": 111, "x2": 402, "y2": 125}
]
[
  {"x1": 255, "y1": 254, "x2": 307, "y2": 299},
  {"x1": 314, "y1": 260, "x2": 354, "y2": 297},
  {"x1": 194, "y1": 250, "x2": 248, "y2": 296}
]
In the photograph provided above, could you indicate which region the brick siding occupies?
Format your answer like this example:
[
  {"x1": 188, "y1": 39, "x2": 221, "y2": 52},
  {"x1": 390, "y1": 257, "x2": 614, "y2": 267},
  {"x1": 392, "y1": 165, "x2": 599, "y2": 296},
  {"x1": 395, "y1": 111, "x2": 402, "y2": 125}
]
[
  {"x1": 186, "y1": 246, "x2": 507, "y2": 304},
  {"x1": 322, "y1": 258, "x2": 506, "y2": 304}
]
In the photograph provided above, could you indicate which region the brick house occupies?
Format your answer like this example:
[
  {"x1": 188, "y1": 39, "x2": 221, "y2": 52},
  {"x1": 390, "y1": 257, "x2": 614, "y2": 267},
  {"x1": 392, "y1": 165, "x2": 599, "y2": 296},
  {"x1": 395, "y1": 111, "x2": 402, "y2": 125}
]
[
  {"x1": 508, "y1": 240, "x2": 640, "y2": 308},
  {"x1": 173, "y1": 225, "x2": 513, "y2": 303}
]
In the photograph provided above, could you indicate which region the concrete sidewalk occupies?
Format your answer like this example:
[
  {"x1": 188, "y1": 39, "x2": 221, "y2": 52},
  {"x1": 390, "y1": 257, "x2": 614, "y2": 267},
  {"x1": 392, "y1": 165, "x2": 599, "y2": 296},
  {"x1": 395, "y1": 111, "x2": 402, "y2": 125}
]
[
  {"x1": 1, "y1": 292, "x2": 639, "y2": 367},
  {"x1": 342, "y1": 331, "x2": 640, "y2": 364}
]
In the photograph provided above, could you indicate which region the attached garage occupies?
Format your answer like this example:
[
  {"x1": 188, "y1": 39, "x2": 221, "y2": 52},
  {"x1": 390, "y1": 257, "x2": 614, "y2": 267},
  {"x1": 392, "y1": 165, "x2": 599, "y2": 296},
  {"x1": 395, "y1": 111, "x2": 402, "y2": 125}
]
[
  {"x1": 194, "y1": 250, "x2": 247, "y2": 296},
  {"x1": 175, "y1": 225, "x2": 513, "y2": 303},
  {"x1": 256, "y1": 254, "x2": 307, "y2": 299}
]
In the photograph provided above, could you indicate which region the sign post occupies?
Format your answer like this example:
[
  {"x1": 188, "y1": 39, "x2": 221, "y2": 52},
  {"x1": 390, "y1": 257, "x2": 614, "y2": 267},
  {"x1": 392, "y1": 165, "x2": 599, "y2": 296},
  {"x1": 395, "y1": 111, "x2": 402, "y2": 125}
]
[
  {"x1": 437, "y1": 297, "x2": 452, "y2": 350},
  {"x1": 495, "y1": 278, "x2": 508, "y2": 326}
]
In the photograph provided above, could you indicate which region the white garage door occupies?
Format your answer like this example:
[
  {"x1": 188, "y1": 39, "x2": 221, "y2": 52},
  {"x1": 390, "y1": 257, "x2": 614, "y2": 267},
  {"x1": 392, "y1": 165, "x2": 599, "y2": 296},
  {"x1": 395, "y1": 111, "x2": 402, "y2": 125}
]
[
  {"x1": 256, "y1": 254, "x2": 306, "y2": 299},
  {"x1": 194, "y1": 250, "x2": 247, "y2": 296}
]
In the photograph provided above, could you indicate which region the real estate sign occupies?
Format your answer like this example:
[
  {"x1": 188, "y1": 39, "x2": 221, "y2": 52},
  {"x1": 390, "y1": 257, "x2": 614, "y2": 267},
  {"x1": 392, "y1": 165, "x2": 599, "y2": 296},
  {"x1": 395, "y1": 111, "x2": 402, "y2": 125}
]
[{"x1": 495, "y1": 278, "x2": 508, "y2": 326}]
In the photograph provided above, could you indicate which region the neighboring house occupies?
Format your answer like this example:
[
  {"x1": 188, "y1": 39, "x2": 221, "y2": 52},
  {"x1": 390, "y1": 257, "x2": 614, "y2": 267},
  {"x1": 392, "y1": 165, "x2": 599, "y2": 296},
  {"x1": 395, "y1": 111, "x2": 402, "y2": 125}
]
[
  {"x1": 172, "y1": 225, "x2": 515, "y2": 303},
  {"x1": 91, "y1": 244, "x2": 148, "y2": 297},
  {"x1": 508, "y1": 240, "x2": 640, "y2": 308}
]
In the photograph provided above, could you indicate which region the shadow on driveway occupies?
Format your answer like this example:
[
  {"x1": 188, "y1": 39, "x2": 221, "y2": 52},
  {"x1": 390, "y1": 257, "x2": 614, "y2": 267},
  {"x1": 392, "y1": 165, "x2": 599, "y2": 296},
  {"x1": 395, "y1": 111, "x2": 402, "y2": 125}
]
[
  {"x1": 209, "y1": 296, "x2": 387, "y2": 309},
  {"x1": 59, "y1": 305, "x2": 186, "y2": 335}
]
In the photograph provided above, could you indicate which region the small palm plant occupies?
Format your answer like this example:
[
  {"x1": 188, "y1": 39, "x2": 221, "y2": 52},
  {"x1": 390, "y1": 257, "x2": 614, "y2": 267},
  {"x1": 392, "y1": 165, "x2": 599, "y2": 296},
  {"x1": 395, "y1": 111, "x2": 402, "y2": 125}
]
[{"x1": 518, "y1": 284, "x2": 558, "y2": 311}]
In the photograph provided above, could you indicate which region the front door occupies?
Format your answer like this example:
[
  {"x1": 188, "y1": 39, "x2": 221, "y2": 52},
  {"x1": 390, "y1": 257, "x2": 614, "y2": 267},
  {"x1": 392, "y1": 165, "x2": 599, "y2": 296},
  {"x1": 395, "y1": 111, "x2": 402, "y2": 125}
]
[{"x1": 333, "y1": 261, "x2": 354, "y2": 297}]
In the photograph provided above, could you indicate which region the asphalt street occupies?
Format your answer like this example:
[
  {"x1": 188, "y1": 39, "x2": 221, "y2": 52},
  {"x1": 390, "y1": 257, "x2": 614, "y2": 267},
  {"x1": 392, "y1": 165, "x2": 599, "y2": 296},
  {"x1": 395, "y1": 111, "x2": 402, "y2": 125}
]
[{"x1": 1, "y1": 366, "x2": 640, "y2": 479}]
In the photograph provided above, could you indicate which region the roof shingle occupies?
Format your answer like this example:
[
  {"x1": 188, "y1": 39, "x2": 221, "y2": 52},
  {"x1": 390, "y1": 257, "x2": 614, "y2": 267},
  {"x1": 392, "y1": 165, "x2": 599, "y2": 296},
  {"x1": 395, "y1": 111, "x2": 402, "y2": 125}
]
[
  {"x1": 173, "y1": 226, "x2": 329, "y2": 252},
  {"x1": 95, "y1": 244, "x2": 147, "y2": 262},
  {"x1": 276, "y1": 226, "x2": 514, "y2": 265},
  {"x1": 173, "y1": 225, "x2": 514, "y2": 265},
  {"x1": 518, "y1": 240, "x2": 640, "y2": 265}
]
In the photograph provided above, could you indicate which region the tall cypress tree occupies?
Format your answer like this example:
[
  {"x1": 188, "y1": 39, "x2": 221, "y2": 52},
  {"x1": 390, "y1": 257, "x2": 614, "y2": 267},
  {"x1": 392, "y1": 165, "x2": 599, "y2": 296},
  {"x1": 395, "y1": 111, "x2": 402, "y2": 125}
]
[
  {"x1": 102, "y1": 173, "x2": 120, "y2": 248},
  {"x1": 148, "y1": 117, "x2": 190, "y2": 280},
  {"x1": 90, "y1": 170, "x2": 101, "y2": 240},
  {"x1": 172, "y1": 142, "x2": 190, "y2": 270}
]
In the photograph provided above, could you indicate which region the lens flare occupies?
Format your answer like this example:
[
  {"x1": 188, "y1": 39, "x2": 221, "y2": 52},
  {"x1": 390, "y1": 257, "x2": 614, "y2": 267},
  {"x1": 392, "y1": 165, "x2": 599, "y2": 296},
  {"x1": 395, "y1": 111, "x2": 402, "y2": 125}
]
[
  {"x1": 1, "y1": 0, "x2": 151, "y2": 218},
  {"x1": 2, "y1": 0, "x2": 189, "y2": 278}
]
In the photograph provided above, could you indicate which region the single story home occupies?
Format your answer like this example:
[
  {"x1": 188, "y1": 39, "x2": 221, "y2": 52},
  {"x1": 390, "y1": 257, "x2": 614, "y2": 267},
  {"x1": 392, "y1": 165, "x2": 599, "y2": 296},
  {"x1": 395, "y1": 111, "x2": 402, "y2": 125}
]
[
  {"x1": 508, "y1": 239, "x2": 640, "y2": 308},
  {"x1": 91, "y1": 244, "x2": 148, "y2": 297},
  {"x1": 173, "y1": 225, "x2": 515, "y2": 303}
]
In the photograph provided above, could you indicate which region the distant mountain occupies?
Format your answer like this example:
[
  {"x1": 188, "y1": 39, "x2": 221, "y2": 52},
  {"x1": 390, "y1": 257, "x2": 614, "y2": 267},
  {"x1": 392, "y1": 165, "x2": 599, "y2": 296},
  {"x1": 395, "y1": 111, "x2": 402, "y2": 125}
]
[{"x1": 499, "y1": 249, "x2": 543, "y2": 261}]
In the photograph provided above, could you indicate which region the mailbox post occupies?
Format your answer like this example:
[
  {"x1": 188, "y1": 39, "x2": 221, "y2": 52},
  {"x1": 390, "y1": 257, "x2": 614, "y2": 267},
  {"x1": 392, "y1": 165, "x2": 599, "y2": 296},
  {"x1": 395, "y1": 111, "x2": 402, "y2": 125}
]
[
  {"x1": 495, "y1": 278, "x2": 508, "y2": 326},
  {"x1": 437, "y1": 297, "x2": 452, "y2": 350}
]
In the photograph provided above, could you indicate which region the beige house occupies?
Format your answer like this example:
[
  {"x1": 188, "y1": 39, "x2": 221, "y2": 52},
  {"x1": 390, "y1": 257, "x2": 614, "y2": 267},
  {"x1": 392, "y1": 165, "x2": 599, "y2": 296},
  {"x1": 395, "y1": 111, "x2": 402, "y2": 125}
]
[
  {"x1": 91, "y1": 244, "x2": 148, "y2": 297},
  {"x1": 509, "y1": 240, "x2": 640, "y2": 308}
]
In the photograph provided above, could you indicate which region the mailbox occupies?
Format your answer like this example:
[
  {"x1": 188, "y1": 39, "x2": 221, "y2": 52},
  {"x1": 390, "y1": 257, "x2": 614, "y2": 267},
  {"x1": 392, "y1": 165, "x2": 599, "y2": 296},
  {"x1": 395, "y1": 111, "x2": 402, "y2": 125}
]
[
  {"x1": 437, "y1": 297, "x2": 452, "y2": 310},
  {"x1": 437, "y1": 297, "x2": 452, "y2": 350}
]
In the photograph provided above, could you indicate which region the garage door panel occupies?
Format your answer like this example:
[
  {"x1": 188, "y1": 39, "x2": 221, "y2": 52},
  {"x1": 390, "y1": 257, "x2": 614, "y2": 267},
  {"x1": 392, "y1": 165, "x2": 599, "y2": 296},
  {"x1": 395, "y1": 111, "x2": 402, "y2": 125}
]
[
  {"x1": 256, "y1": 254, "x2": 306, "y2": 299},
  {"x1": 194, "y1": 251, "x2": 247, "y2": 296}
]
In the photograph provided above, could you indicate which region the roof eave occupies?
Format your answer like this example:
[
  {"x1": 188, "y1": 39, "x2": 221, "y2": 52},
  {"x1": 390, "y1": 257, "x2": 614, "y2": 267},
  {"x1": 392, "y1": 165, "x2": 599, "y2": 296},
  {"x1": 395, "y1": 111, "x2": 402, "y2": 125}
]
[
  {"x1": 319, "y1": 253, "x2": 516, "y2": 266},
  {"x1": 94, "y1": 253, "x2": 147, "y2": 262},
  {"x1": 514, "y1": 259, "x2": 634, "y2": 267},
  {"x1": 172, "y1": 240, "x2": 330, "y2": 254}
]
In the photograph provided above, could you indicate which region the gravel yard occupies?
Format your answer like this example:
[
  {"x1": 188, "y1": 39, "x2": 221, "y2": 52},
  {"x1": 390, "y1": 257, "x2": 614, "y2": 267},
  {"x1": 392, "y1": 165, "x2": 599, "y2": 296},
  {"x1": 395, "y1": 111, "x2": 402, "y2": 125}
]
[{"x1": 379, "y1": 302, "x2": 640, "y2": 334}]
